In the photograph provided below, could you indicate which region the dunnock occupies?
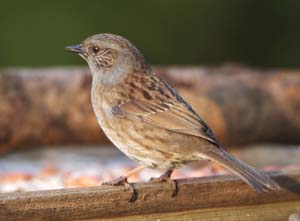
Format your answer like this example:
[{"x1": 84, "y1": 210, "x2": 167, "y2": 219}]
[{"x1": 66, "y1": 33, "x2": 280, "y2": 201}]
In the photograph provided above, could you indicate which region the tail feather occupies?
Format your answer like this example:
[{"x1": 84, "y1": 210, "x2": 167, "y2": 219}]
[{"x1": 205, "y1": 147, "x2": 280, "y2": 192}]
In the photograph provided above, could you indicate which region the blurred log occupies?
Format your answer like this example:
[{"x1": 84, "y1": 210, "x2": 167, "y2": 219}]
[{"x1": 0, "y1": 66, "x2": 300, "y2": 153}]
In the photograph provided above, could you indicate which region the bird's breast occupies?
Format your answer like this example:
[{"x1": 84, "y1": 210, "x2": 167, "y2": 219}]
[{"x1": 90, "y1": 85, "x2": 208, "y2": 169}]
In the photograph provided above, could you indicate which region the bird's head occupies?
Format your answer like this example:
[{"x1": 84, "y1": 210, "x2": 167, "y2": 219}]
[{"x1": 66, "y1": 33, "x2": 149, "y2": 85}]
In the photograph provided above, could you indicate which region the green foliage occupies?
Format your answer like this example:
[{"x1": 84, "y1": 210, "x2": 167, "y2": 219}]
[{"x1": 1, "y1": 0, "x2": 300, "y2": 67}]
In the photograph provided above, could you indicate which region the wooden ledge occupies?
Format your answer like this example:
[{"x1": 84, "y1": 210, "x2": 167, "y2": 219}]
[{"x1": 0, "y1": 171, "x2": 299, "y2": 220}]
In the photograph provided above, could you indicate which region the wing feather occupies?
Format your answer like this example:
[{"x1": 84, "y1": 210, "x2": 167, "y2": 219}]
[
  {"x1": 114, "y1": 99, "x2": 219, "y2": 145},
  {"x1": 112, "y1": 73, "x2": 219, "y2": 145}
]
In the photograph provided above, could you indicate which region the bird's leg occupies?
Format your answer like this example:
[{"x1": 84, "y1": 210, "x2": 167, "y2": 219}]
[
  {"x1": 102, "y1": 165, "x2": 145, "y2": 185},
  {"x1": 102, "y1": 165, "x2": 145, "y2": 202},
  {"x1": 150, "y1": 170, "x2": 178, "y2": 197}
]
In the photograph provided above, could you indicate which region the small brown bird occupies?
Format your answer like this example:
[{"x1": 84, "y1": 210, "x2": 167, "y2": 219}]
[{"x1": 66, "y1": 33, "x2": 280, "y2": 200}]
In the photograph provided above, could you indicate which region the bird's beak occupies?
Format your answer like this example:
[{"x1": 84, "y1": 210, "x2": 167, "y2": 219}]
[{"x1": 65, "y1": 44, "x2": 83, "y2": 54}]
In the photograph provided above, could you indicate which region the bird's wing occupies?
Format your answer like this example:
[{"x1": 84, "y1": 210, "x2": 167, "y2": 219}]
[{"x1": 112, "y1": 76, "x2": 219, "y2": 145}]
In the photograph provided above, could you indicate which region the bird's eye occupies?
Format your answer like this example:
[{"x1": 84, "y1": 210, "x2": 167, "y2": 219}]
[{"x1": 92, "y1": 46, "x2": 100, "y2": 54}]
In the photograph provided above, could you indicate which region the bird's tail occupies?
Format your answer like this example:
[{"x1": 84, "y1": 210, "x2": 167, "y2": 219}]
[{"x1": 204, "y1": 147, "x2": 280, "y2": 192}]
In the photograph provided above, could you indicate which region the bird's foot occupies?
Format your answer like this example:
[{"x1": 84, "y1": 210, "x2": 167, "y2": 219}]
[
  {"x1": 102, "y1": 176, "x2": 127, "y2": 185},
  {"x1": 102, "y1": 176, "x2": 137, "y2": 202},
  {"x1": 150, "y1": 171, "x2": 178, "y2": 197}
]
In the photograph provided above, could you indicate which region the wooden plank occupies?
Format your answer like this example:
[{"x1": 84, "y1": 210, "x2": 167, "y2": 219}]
[
  {"x1": 92, "y1": 201, "x2": 300, "y2": 221},
  {"x1": 0, "y1": 172, "x2": 299, "y2": 220},
  {"x1": 1, "y1": 66, "x2": 300, "y2": 153}
]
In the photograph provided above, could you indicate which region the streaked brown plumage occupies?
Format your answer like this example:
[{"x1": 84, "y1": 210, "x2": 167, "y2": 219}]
[{"x1": 66, "y1": 33, "x2": 280, "y2": 199}]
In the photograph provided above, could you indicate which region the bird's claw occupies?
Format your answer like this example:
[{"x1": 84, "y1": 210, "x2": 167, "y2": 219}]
[{"x1": 102, "y1": 176, "x2": 138, "y2": 202}]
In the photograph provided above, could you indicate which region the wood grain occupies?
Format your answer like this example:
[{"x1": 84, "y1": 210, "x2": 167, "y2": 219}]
[
  {"x1": 0, "y1": 172, "x2": 299, "y2": 220},
  {"x1": 92, "y1": 201, "x2": 300, "y2": 221}
]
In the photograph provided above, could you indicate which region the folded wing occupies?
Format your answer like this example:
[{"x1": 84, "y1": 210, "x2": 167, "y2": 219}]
[{"x1": 112, "y1": 79, "x2": 219, "y2": 146}]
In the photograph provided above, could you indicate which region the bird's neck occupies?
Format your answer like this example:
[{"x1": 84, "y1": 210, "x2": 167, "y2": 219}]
[
  {"x1": 91, "y1": 62, "x2": 151, "y2": 88},
  {"x1": 90, "y1": 63, "x2": 128, "y2": 86}
]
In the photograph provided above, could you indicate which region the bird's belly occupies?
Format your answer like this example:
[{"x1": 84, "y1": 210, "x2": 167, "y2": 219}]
[{"x1": 99, "y1": 117, "x2": 201, "y2": 169}]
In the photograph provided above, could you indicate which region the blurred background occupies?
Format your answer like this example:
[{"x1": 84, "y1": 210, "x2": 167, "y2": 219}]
[
  {"x1": 1, "y1": 0, "x2": 300, "y2": 68},
  {"x1": 0, "y1": 0, "x2": 300, "y2": 194}
]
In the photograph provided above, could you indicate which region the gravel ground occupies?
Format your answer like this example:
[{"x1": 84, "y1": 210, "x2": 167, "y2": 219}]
[{"x1": 0, "y1": 144, "x2": 299, "y2": 193}]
